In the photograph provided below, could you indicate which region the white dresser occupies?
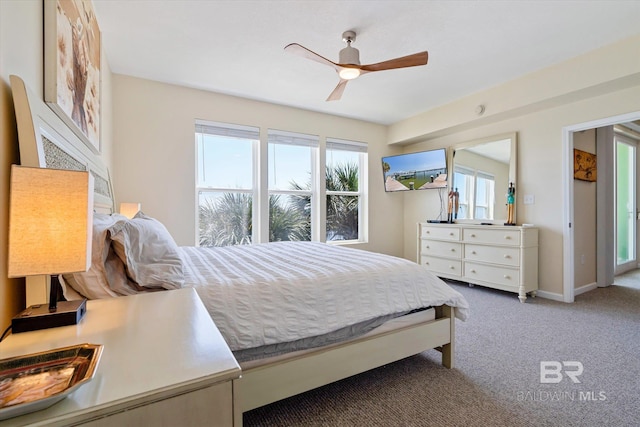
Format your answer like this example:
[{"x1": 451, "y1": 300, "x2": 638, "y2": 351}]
[
  {"x1": 0, "y1": 288, "x2": 241, "y2": 426},
  {"x1": 418, "y1": 222, "x2": 538, "y2": 302}
]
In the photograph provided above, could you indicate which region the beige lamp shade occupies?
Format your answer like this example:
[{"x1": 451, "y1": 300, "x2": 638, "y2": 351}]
[
  {"x1": 119, "y1": 202, "x2": 141, "y2": 219},
  {"x1": 7, "y1": 165, "x2": 94, "y2": 278}
]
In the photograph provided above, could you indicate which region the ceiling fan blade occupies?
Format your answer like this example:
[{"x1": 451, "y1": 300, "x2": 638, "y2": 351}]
[
  {"x1": 326, "y1": 79, "x2": 348, "y2": 101},
  {"x1": 359, "y1": 51, "x2": 428, "y2": 72},
  {"x1": 285, "y1": 43, "x2": 340, "y2": 71}
]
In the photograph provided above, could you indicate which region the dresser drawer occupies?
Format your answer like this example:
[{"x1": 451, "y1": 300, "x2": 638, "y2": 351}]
[
  {"x1": 421, "y1": 256, "x2": 462, "y2": 277},
  {"x1": 421, "y1": 240, "x2": 463, "y2": 259},
  {"x1": 463, "y1": 228, "x2": 520, "y2": 246},
  {"x1": 421, "y1": 226, "x2": 460, "y2": 241},
  {"x1": 464, "y1": 262, "x2": 519, "y2": 287},
  {"x1": 465, "y1": 244, "x2": 520, "y2": 267}
]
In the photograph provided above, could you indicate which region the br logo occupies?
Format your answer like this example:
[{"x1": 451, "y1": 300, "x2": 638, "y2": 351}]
[{"x1": 540, "y1": 361, "x2": 584, "y2": 384}]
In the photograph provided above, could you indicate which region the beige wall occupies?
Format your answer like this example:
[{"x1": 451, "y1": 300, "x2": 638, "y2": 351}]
[
  {"x1": 111, "y1": 75, "x2": 404, "y2": 256},
  {"x1": 573, "y1": 129, "x2": 597, "y2": 289},
  {"x1": 396, "y1": 35, "x2": 640, "y2": 298},
  {"x1": 0, "y1": 0, "x2": 114, "y2": 326},
  {"x1": 0, "y1": 0, "x2": 38, "y2": 328}
]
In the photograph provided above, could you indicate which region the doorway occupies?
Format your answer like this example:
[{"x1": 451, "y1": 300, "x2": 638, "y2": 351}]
[
  {"x1": 563, "y1": 112, "x2": 640, "y2": 303},
  {"x1": 614, "y1": 135, "x2": 637, "y2": 275}
]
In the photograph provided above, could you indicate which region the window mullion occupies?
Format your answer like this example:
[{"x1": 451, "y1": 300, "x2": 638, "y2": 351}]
[
  {"x1": 315, "y1": 140, "x2": 325, "y2": 242},
  {"x1": 257, "y1": 128, "x2": 269, "y2": 243}
]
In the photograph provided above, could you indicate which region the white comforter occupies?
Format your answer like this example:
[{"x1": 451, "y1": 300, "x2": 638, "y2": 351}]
[{"x1": 181, "y1": 241, "x2": 469, "y2": 351}]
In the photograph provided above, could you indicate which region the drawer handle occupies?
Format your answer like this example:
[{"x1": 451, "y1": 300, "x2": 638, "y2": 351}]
[
  {"x1": 504, "y1": 254, "x2": 510, "y2": 259},
  {"x1": 450, "y1": 265, "x2": 455, "y2": 270},
  {"x1": 471, "y1": 251, "x2": 476, "y2": 255},
  {"x1": 470, "y1": 234, "x2": 476, "y2": 238},
  {"x1": 426, "y1": 245, "x2": 430, "y2": 249},
  {"x1": 426, "y1": 230, "x2": 430, "y2": 234},
  {"x1": 470, "y1": 269, "x2": 476, "y2": 273},
  {"x1": 504, "y1": 236, "x2": 511, "y2": 240},
  {"x1": 503, "y1": 274, "x2": 511, "y2": 279},
  {"x1": 450, "y1": 248, "x2": 455, "y2": 252},
  {"x1": 449, "y1": 232, "x2": 454, "y2": 236}
]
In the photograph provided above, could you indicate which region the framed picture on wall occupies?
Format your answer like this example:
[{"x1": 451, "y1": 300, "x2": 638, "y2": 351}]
[
  {"x1": 44, "y1": 0, "x2": 101, "y2": 153},
  {"x1": 573, "y1": 148, "x2": 597, "y2": 182}
]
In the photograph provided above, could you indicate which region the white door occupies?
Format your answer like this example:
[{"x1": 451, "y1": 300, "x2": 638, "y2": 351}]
[{"x1": 614, "y1": 135, "x2": 637, "y2": 275}]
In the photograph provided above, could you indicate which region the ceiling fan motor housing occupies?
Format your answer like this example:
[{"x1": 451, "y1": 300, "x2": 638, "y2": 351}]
[
  {"x1": 340, "y1": 31, "x2": 360, "y2": 65},
  {"x1": 339, "y1": 45, "x2": 360, "y2": 65}
]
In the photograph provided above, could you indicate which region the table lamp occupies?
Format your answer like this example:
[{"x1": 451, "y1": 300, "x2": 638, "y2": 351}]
[{"x1": 7, "y1": 165, "x2": 94, "y2": 333}]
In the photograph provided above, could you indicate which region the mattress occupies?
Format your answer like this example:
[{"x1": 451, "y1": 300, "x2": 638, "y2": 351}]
[
  {"x1": 180, "y1": 241, "x2": 469, "y2": 352},
  {"x1": 239, "y1": 307, "x2": 436, "y2": 368},
  {"x1": 233, "y1": 306, "x2": 432, "y2": 362}
]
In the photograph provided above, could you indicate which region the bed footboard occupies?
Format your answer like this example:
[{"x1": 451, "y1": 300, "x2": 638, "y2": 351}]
[{"x1": 234, "y1": 304, "x2": 455, "y2": 419}]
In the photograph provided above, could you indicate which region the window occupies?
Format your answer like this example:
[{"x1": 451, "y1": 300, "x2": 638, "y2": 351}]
[
  {"x1": 326, "y1": 138, "x2": 367, "y2": 242},
  {"x1": 454, "y1": 166, "x2": 495, "y2": 220},
  {"x1": 195, "y1": 121, "x2": 259, "y2": 246},
  {"x1": 267, "y1": 130, "x2": 318, "y2": 242},
  {"x1": 196, "y1": 122, "x2": 368, "y2": 246},
  {"x1": 474, "y1": 171, "x2": 495, "y2": 220}
]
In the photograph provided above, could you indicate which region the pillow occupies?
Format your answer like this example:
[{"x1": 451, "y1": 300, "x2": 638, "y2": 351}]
[
  {"x1": 103, "y1": 249, "x2": 143, "y2": 296},
  {"x1": 59, "y1": 274, "x2": 85, "y2": 301},
  {"x1": 108, "y1": 212, "x2": 184, "y2": 290},
  {"x1": 62, "y1": 213, "x2": 129, "y2": 299}
]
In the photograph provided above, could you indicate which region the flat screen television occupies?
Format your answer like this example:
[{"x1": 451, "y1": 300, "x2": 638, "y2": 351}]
[{"x1": 381, "y1": 148, "x2": 447, "y2": 192}]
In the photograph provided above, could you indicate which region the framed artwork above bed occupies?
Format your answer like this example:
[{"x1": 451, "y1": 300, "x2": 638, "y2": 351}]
[{"x1": 44, "y1": 0, "x2": 102, "y2": 154}]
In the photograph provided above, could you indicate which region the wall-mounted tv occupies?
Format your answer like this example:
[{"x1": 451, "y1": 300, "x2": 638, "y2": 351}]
[{"x1": 381, "y1": 148, "x2": 448, "y2": 192}]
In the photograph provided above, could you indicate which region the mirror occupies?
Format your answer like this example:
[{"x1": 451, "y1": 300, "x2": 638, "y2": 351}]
[{"x1": 450, "y1": 132, "x2": 517, "y2": 223}]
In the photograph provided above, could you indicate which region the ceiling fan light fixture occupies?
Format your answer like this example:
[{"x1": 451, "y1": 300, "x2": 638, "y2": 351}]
[{"x1": 339, "y1": 67, "x2": 361, "y2": 80}]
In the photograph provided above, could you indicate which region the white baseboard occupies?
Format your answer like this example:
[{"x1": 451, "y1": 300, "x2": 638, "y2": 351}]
[
  {"x1": 535, "y1": 290, "x2": 565, "y2": 302},
  {"x1": 574, "y1": 282, "x2": 598, "y2": 296}
]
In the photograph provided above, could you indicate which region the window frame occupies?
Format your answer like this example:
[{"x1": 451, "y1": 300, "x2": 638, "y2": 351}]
[
  {"x1": 453, "y1": 165, "x2": 495, "y2": 220},
  {"x1": 195, "y1": 120, "x2": 259, "y2": 246},
  {"x1": 267, "y1": 129, "x2": 319, "y2": 242},
  {"x1": 195, "y1": 121, "x2": 368, "y2": 246},
  {"x1": 325, "y1": 138, "x2": 368, "y2": 244}
]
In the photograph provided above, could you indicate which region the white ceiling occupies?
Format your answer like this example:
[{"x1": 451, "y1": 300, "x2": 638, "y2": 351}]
[{"x1": 92, "y1": 0, "x2": 640, "y2": 126}]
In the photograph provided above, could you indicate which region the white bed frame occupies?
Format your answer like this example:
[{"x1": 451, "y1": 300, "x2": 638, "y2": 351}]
[{"x1": 10, "y1": 75, "x2": 457, "y2": 423}]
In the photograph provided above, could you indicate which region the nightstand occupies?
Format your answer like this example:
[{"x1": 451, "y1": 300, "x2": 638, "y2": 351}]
[{"x1": 0, "y1": 288, "x2": 241, "y2": 426}]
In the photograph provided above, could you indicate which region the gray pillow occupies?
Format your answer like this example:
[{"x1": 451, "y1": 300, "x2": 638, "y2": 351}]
[
  {"x1": 109, "y1": 212, "x2": 184, "y2": 290},
  {"x1": 63, "y1": 213, "x2": 128, "y2": 299}
]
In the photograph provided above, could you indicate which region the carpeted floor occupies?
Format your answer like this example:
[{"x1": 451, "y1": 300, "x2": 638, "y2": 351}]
[{"x1": 243, "y1": 279, "x2": 640, "y2": 426}]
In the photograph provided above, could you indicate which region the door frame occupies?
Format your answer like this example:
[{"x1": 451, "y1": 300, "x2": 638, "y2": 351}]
[
  {"x1": 614, "y1": 134, "x2": 638, "y2": 275},
  {"x1": 563, "y1": 111, "x2": 640, "y2": 303}
]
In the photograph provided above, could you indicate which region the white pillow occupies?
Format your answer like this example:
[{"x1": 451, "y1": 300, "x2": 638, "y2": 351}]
[
  {"x1": 108, "y1": 212, "x2": 184, "y2": 290},
  {"x1": 59, "y1": 274, "x2": 85, "y2": 301},
  {"x1": 103, "y1": 249, "x2": 143, "y2": 296},
  {"x1": 63, "y1": 213, "x2": 128, "y2": 299}
]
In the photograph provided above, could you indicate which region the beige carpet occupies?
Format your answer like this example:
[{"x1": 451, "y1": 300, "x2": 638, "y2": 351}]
[{"x1": 243, "y1": 281, "x2": 640, "y2": 426}]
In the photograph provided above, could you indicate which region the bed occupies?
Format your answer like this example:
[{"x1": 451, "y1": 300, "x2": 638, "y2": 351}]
[{"x1": 9, "y1": 74, "x2": 470, "y2": 417}]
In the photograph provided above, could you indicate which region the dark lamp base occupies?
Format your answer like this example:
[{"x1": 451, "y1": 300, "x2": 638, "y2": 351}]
[{"x1": 11, "y1": 300, "x2": 87, "y2": 334}]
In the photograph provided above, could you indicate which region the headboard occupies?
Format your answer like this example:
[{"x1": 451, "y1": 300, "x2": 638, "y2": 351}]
[
  {"x1": 10, "y1": 75, "x2": 114, "y2": 213},
  {"x1": 10, "y1": 75, "x2": 115, "y2": 305}
]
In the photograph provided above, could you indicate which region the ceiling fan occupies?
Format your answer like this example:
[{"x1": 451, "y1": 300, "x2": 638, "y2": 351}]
[{"x1": 284, "y1": 30, "x2": 428, "y2": 101}]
